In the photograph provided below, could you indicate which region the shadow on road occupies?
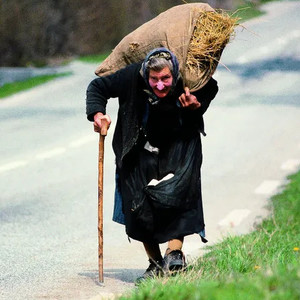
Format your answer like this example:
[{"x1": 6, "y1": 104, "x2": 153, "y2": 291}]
[
  {"x1": 79, "y1": 268, "x2": 143, "y2": 284},
  {"x1": 227, "y1": 57, "x2": 300, "y2": 79}
]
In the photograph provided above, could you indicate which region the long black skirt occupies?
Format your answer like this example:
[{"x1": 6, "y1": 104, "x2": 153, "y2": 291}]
[{"x1": 118, "y1": 134, "x2": 205, "y2": 243}]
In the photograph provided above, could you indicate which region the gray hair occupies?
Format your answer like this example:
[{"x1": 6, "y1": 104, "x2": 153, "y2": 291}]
[{"x1": 145, "y1": 57, "x2": 173, "y2": 73}]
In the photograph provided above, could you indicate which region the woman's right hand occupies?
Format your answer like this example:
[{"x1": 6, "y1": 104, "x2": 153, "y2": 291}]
[{"x1": 93, "y1": 112, "x2": 111, "y2": 135}]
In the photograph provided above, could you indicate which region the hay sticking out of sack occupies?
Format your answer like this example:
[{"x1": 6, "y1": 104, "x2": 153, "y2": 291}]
[{"x1": 186, "y1": 10, "x2": 239, "y2": 77}]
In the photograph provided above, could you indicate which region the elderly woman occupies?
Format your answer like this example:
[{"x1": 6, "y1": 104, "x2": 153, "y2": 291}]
[{"x1": 86, "y1": 48, "x2": 218, "y2": 282}]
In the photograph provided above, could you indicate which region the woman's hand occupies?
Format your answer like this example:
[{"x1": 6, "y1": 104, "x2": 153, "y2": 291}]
[
  {"x1": 179, "y1": 87, "x2": 201, "y2": 110},
  {"x1": 93, "y1": 112, "x2": 111, "y2": 135}
]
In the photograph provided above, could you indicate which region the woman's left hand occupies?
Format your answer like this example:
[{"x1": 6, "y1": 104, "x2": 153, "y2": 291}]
[{"x1": 179, "y1": 87, "x2": 201, "y2": 110}]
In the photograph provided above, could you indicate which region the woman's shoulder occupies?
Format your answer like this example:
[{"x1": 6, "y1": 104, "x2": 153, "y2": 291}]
[{"x1": 117, "y1": 62, "x2": 142, "y2": 76}]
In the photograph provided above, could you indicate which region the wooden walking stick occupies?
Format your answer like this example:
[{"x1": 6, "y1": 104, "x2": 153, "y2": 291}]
[{"x1": 98, "y1": 119, "x2": 109, "y2": 283}]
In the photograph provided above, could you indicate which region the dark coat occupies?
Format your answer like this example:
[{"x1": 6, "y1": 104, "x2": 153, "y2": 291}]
[
  {"x1": 86, "y1": 62, "x2": 218, "y2": 169},
  {"x1": 86, "y1": 62, "x2": 218, "y2": 243}
]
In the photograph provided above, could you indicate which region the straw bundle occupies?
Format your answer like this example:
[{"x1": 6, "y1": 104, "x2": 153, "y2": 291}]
[{"x1": 186, "y1": 10, "x2": 239, "y2": 79}]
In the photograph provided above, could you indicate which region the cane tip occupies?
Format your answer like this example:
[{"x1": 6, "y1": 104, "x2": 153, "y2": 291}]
[{"x1": 97, "y1": 280, "x2": 105, "y2": 287}]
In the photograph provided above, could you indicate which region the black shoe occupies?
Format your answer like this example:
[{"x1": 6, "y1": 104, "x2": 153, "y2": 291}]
[
  {"x1": 163, "y1": 250, "x2": 186, "y2": 274},
  {"x1": 135, "y1": 259, "x2": 164, "y2": 285}
]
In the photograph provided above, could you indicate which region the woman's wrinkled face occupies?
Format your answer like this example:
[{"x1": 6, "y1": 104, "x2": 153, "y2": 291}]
[{"x1": 148, "y1": 67, "x2": 173, "y2": 98}]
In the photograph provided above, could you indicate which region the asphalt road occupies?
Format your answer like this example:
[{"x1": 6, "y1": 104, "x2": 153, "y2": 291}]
[{"x1": 1, "y1": 2, "x2": 299, "y2": 299}]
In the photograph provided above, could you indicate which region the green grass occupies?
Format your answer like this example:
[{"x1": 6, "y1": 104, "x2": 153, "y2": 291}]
[
  {"x1": 78, "y1": 52, "x2": 110, "y2": 63},
  {"x1": 0, "y1": 72, "x2": 71, "y2": 99},
  {"x1": 120, "y1": 170, "x2": 300, "y2": 300},
  {"x1": 232, "y1": 5, "x2": 264, "y2": 22},
  {"x1": 231, "y1": 0, "x2": 281, "y2": 22}
]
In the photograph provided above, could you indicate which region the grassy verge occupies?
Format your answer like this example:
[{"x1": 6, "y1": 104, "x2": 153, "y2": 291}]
[
  {"x1": 0, "y1": 72, "x2": 71, "y2": 99},
  {"x1": 120, "y1": 170, "x2": 300, "y2": 299},
  {"x1": 231, "y1": 5, "x2": 264, "y2": 22},
  {"x1": 231, "y1": 0, "x2": 280, "y2": 22},
  {"x1": 77, "y1": 53, "x2": 109, "y2": 64}
]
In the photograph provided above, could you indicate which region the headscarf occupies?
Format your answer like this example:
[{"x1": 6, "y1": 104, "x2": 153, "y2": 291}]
[{"x1": 141, "y1": 48, "x2": 180, "y2": 104}]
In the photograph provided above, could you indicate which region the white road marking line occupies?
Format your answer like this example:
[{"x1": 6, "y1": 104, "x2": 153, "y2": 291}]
[
  {"x1": 276, "y1": 37, "x2": 288, "y2": 46},
  {"x1": 281, "y1": 159, "x2": 300, "y2": 171},
  {"x1": 218, "y1": 209, "x2": 251, "y2": 227},
  {"x1": 69, "y1": 135, "x2": 97, "y2": 148},
  {"x1": 254, "y1": 180, "x2": 281, "y2": 195},
  {"x1": 236, "y1": 56, "x2": 249, "y2": 64},
  {"x1": 0, "y1": 160, "x2": 29, "y2": 173},
  {"x1": 237, "y1": 46, "x2": 271, "y2": 64},
  {"x1": 259, "y1": 46, "x2": 270, "y2": 55},
  {"x1": 291, "y1": 29, "x2": 300, "y2": 38},
  {"x1": 237, "y1": 30, "x2": 300, "y2": 64},
  {"x1": 1, "y1": 134, "x2": 99, "y2": 173},
  {"x1": 35, "y1": 147, "x2": 66, "y2": 160}
]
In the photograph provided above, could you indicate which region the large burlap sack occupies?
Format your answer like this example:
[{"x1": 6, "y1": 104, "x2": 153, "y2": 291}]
[{"x1": 95, "y1": 3, "x2": 226, "y2": 91}]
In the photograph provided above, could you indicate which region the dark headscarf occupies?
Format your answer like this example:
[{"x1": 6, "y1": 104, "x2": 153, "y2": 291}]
[{"x1": 141, "y1": 48, "x2": 180, "y2": 103}]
